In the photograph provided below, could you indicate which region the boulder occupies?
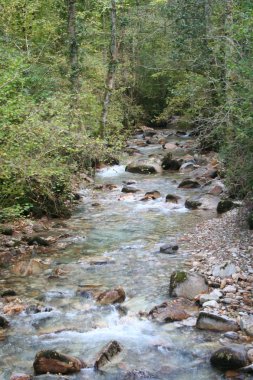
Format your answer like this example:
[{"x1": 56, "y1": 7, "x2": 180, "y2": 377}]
[
  {"x1": 165, "y1": 194, "x2": 181, "y2": 204},
  {"x1": 210, "y1": 345, "x2": 248, "y2": 370},
  {"x1": 178, "y1": 179, "x2": 201, "y2": 189},
  {"x1": 217, "y1": 199, "x2": 236, "y2": 214},
  {"x1": 27, "y1": 236, "x2": 50, "y2": 246},
  {"x1": 0, "y1": 315, "x2": 9, "y2": 328},
  {"x1": 240, "y1": 315, "x2": 253, "y2": 337},
  {"x1": 179, "y1": 162, "x2": 195, "y2": 172},
  {"x1": 125, "y1": 159, "x2": 161, "y2": 174},
  {"x1": 141, "y1": 191, "x2": 161, "y2": 201},
  {"x1": 148, "y1": 298, "x2": 198, "y2": 323},
  {"x1": 94, "y1": 340, "x2": 122, "y2": 370},
  {"x1": 169, "y1": 271, "x2": 208, "y2": 300},
  {"x1": 0, "y1": 227, "x2": 14, "y2": 236},
  {"x1": 33, "y1": 350, "x2": 86, "y2": 375},
  {"x1": 1, "y1": 289, "x2": 16, "y2": 297},
  {"x1": 247, "y1": 349, "x2": 253, "y2": 363},
  {"x1": 198, "y1": 194, "x2": 220, "y2": 210},
  {"x1": 122, "y1": 186, "x2": 140, "y2": 193},
  {"x1": 185, "y1": 198, "x2": 202, "y2": 210},
  {"x1": 160, "y1": 244, "x2": 178, "y2": 254},
  {"x1": 162, "y1": 142, "x2": 178, "y2": 151},
  {"x1": 196, "y1": 312, "x2": 239, "y2": 332},
  {"x1": 12, "y1": 258, "x2": 51, "y2": 276},
  {"x1": 212, "y1": 262, "x2": 237, "y2": 278},
  {"x1": 96, "y1": 287, "x2": 126, "y2": 305},
  {"x1": 162, "y1": 154, "x2": 182, "y2": 171}
]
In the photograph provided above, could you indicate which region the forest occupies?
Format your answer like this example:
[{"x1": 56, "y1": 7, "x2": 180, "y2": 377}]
[{"x1": 0, "y1": 0, "x2": 252, "y2": 221}]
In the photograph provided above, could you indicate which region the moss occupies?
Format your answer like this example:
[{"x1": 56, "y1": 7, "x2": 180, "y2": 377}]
[{"x1": 169, "y1": 271, "x2": 188, "y2": 296}]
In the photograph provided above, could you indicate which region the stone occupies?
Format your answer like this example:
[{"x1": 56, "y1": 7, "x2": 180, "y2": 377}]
[
  {"x1": 178, "y1": 179, "x2": 201, "y2": 189},
  {"x1": 169, "y1": 271, "x2": 208, "y2": 300},
  {"x1": 240, "y1": 364, "x2": 253, "y2": 374},
  {"x1": 202, "y1": 300, "x2": 219, "y2": 308},
  {"x1": 185, "y1": 198, "x2": 202, "y2": 210},
  {"x1": 123, "y1": 370, "x2": 155, "y2": 379},
  {"x1": 141, "y1": 191, "x2": 161, "y2": 200},
  {"x1": 148, "y1": 298, "x2": 198, "y2": 323},
  {"x1": 247, "y1": 349, "x2": 253, "y2": 363},
  {"x1": 240, "y1": 315, "x2": 253, "y2": 337},
  {"x1": 217, "y1": 199, "x2": 236, "y2": 214},
  {"x1": 1, "y1": 289, "x2": 16, "y2": 297},
  {"x1": 223, "y1": 285, "x2": 237, "y2": 293},
  {"x1": 210, "y1": 345, "x2": 248, "y2": 370},
  {"x1": 199, "y1": 289, "x2": 222, "y2": 305},
  {"x1": 224, "y1": 332, "x2": 239, "y2": 340},
  {"x1": 125, "y1": 159, "x2": 161, "y2": 174},
  {"x1": 160, "y1": 244, "x2": 178, "y2": 254},
  {"x1": 122, "y1": 186, "x2": 140, "y2": 193},
  {"x1": 33, "y1": 350, "x2": 86, "y2": 375},
  {"x1": 0, "y1": 315, "x2": 9, "y2": 328},
  {"x1": 208, "y1": 184, "x2": 224, "y2": 196},
  {"x1": 94, "y1": 340, "x2": 122, "y2": 370},
  {"x1": 196, "y1": 312, "x2": 239, "y2": 332},
  {"x1": 179, "y1": 162, "x2": 195, "y2": 172},
  {"x1": 198, "y1": 194, "x2": 220, "y2": 210},
  {"x1": 162, "y1": 155, "x2": 182, "y2": 170},
  {"x1": 27, "y1": 236, "x2": 50, "y2": 246},
  {"x1": 165, "y1": 194, "x2": 181, "y2": 204},
  {"x1": 96, "y1": 287, "x2": 126, "y2": 305},
  {"x1": 32, "y1": 223, "x2": 48, "y2": 233},
  {"x1": 10, "y1": 374, "x2": 32, "y2": 380},
  {"x1": 212, "y1": 262, "x2": 237, "y2": 278},
  {"x1": 12, "y1": 258, "x2": 51, "y2": 276},
  {"x1": 0, "y1": 227, "x2": 14, "y2": 236}
]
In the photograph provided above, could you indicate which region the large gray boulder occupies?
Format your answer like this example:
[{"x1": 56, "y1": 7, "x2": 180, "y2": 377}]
[
  {"x1": 125, "y1": 159, "x2": 162, "y2": 174},
  {"x1": 196, "y1": 312, "x2": 239, "y2": 332},
  {"x1": 169, "y1": 271, "x2": 208, "y2": 300}
]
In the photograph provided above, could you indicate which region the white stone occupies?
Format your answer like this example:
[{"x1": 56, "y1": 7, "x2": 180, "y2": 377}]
[
  {"x1": 203, "y1": 300, "x2": 219, "y2": 308},
  {"x1": 223, "y1": 285, "x2": 237, "y2": 293}
]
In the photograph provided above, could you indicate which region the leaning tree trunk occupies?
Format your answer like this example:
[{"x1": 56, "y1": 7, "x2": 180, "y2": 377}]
[
  {"x1": 224, "y1": 0, "x2": 234, "y2": 136},
  {"x1": 67, "y1": 0, "x2": 79, "y2": 94},
  {"x1": 100, "y1": 0, "x2": 117, "y2": 139}
]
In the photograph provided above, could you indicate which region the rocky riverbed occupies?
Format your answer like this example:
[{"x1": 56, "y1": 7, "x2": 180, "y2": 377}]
[{"x1": 0, "y1": 126, "x2": 252, "y2": 380}]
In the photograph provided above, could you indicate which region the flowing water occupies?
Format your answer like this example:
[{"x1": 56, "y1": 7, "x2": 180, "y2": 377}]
[{"x1": 0, "y1": 133, "x2": 224, "y2": 379}]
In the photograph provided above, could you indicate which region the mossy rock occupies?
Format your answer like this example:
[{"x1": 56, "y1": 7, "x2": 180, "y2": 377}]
[
  {"x1": 169, "y1": 271, "x2": 188, "y2": 295},
  {"x1": 210, "y1": 346, "x2": 248, "y2": 370},
  {"x1": 217, "y1": 199, "x2": 237, "y2": 214},
  {"x1": 0, "y1": 227, "x2": 14, "y2": 236}
]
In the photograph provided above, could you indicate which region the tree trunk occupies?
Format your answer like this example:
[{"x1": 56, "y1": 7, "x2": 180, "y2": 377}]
[
  {"x1": 67, "y1": 0, "x2": 79, "y2": 93},
  {"x1": 100, "y1": 0, "x2": 117, "y2": 139}
]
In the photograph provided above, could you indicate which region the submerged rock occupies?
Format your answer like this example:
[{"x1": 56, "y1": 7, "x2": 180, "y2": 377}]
[
  {"x1": 94, "y1": 340, "x2": 122, "y2": 370},
  {"x1": 149, "y1": 298, "x2": 198, "y2": 323},
  {"x1": 185, "y1": 198, "x2": 202, "y2": 210},
  {"x1": 10, "y1": 374, "x2": 32, "y2": 380},
  {"x1": 33, "y1": 350, "x2": 86, "y2": 375},
  {"x1": 96, "y1": 287, "x2": 126, "y2": 305},
  {"x1": 210, "y1": 345, "x2": 248, "y2": 370},
  {"x1": 196, "y1": 312, "x2": 239, "y2": 332},
  {"x1": 160, "y1": 244, "x2": 178, "y2": 254},
  {"x1": 123, "y1": 370, "x2": 155, "y2": 379},
  {"x1": 169, "y1": 271, "x2": 208, "y2": 300},
  {"x1": 12, "y1": 258, "x2": 51, "y2": 276}
]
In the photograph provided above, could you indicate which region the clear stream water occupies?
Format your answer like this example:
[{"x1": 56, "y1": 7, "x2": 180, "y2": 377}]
[{"x1": 0, "y1": 134, "x2": 226, "y2": 379}]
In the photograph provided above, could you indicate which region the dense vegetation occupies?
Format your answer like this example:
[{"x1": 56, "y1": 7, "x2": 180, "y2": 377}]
[{"x1": 0, "y1": 0, "x2": 252, "y2": 220}]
